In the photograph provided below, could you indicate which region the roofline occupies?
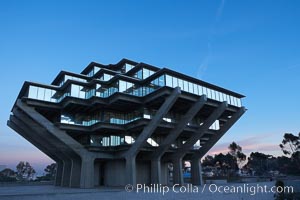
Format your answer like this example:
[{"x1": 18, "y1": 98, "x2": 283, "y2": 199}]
[
  {"x1": 159, "y1": 68, "x2": 245, "y2": 98},
  {"x1": 80, "y1": 58, "x2": 139, "y2": 75},
  {"x1": 20, "y1": 58, "x2": 245, "y2": 100}
]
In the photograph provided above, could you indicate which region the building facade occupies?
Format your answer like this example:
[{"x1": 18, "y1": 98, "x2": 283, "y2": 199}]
[{"x1": 8, "y1": 59, "x2": 246, "y2": 188}]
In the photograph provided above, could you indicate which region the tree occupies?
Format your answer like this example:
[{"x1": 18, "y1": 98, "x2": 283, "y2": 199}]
[
  {"x1": 0, "y1": 168, "x2": 17, "y2": 182},
  {"x1": 279, "y1": 133, "x2": 300, "y2": 155},
  {"x1": 16, "y1": 161, "x2": 36, "y2": 181},
  {"x1": 279, "y1": 132, "x2": 300, "y2": 169},
  {"x1": 277, "y1": 156, "x2": 292, "y2": 174},
  {"x1": 202, "y1": 155, "x2": 214, "y2": 167},
  {"x1": 213, "y1": 153, "x2": 237, "y2": 176},
  {"x1": 228, "y1": 142, "x2": 247, "y2": 169},
  {"x1": 44, "y1": 163, "x2": 57, "y2": 180},
  {"x1": 247, "y1": 152, "x2": 272, "y2": 175},
  {"x1": 229, "y1": 142, "x2": 242, "y2": 156}
]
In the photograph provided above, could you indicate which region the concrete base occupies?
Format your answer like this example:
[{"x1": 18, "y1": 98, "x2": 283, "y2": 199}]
[
  {"x1": 7, "y1": 88, "x2": 246, "y2": 189},
  {"x1": 91, "y1": 159, "x2": 171, "y2": 187}
]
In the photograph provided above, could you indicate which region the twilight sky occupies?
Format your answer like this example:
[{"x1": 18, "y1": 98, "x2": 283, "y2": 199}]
[{"x1": 0, "y1": 0, "x2": 299, "y2": 175}]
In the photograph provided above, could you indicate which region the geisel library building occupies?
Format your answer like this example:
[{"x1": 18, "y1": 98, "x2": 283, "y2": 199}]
[{"x1": 8, "y1": 59, "x2": 246, "y2": 188}]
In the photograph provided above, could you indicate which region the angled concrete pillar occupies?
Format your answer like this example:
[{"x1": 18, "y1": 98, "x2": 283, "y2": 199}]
[
  {"x1": 191, "y1": 159, "x2": 203, "y2": 185},
  {"x1": 190, "y1": 107, "x2": 246, "y2": 185},
  {"x1": 172, "y1": 157, "x2": 184, "y2": 185},
  {"x1": 7, "y1": 118, "x2": 59, "y2": 164},
  {"x1": 193, "y1": 107, "x2": 246, "y2": 159},
  {"x1": 13, "y1": 100, "x2": 109, "y2": 188},
  {"x1": 123, "y1": 88, "x2": 180, "y2": 185},
  {"x1": 151, "y1": 95, "x2": 207, "y2": 159},
  {"x1": 15, "y1": 100, "x2": 87, "y2": 156},
  {"x1": 8, "y1": 115, "x2": 67, "y2": 187},
  {"x1": 55, "y1": 161, "x2": 64, "y2": 186},
  {"x1": 70, "y1": 158, "x2": 82, "y2": 187},
  {"x1": 80, "y1": 156, "x2": 94, "y2": 188},
  {"x1": 150, "y1": 96, "x2": 206, "y2": 184},
  {"x1": 125, "y1": 87, "x2": 181, "y2": 158},
  {"x1": 171, "y1": 102, "x2": 228, "y2": 161},
  {"x1": 125, "y1": 155, "x2": 137, "y2": 186},
  {"x1": 61, "y1": 161, "x2": 72, "y2": 186},
  {"x1": 151, "y1": 159, "x2": 161, "y2": 184},
  {"x1": 11, "y1": 107, "x2": 80, "y2": 187},
  {"x1": 8, "y1": 115, "x2": 59, "y2": 159}
]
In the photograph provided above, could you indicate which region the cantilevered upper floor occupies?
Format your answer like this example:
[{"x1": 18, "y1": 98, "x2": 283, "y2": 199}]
[
  {"x1": 12, "y1": 59, "x2": 245, "y2": 151},
  {"x1": 17, "y1": 58, "x2": 244, "y2": 106},
  {"x1": 8, "y1": 58, "x2": 246, "y2": 188}
]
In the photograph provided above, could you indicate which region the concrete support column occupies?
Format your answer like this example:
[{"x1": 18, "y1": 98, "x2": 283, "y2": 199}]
[
  {"x1": 191, "y1": 159, "x2": 203, "y2": 185},
  {"x1": 125, "y1": 88, "x2": 181, "y2": 158},
  {"x1": 172, "y1": 157, "x2": 184, "y2": 185},
  {"x1": 125, "y1": 156, "x2": 137, "y2": 186},
  {"x1": 171, "y1": 102, "x2": 228, "y2": 160},
  {"x1": 70, "y1": 158, "x2": 81, "y2": 187},
  {"x1": 151, "y1": 158, "x2": 161, "y2": 184},
  {"x1": 192, "y1": 107, "x2": 247, "y2": 159},
  {"x1": 55, "y1": 161, "x2": 64, "y2": 186},
  {"x1": 61, "y1": 160, "x2": 72, "y2": 187},
  {"x1": 80, "y1": 156, "x2": 94, "y2": 188},
  {"x1": 150, "y1": 95, "x2": 206, "y2": 160}
]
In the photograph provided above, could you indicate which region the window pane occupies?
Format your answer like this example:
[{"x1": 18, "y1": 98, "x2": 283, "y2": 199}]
[
  {"x1": 44, "y1": 89, "x2": 52, "y2": 101},
  {"x1": 211, "y1": 90, "x2": 216, "y2": 100},
  {"x1": 202, "y1": 87, "x2": 207, "y2": 96},
  {"x1": 193, "y1": 83, "x2": 198, "y2": 95},
  {"x1": 226, "y1": 95, "x2": 231, "y2": 104},
  {"x1": 149, "y1": 70, "x2": 154, "y2": 76},
  {"x1": 188, "y1": 82, "x2": 193, "y2": 93},
  {"x1": 79, "y1": 86, "x2": 85, "y2": 98},
  {"x1": 172, "y1": 77, "x2": 178, "y2": 87},
  {"x1": 207, "y1": 88, "x2": 212, "y2": 98},
  {"x1": 126, "y1": 82, "x2": 134, "y2": 93},
  {"x1": 178, "y1": 79, "x2": 183, "y2": 90},
  {"x1": 134, "y1": 70, "x2": 143, "y2": 79},
  {"x1": 230, "y1": 96, "x2": 235, "y2": 105},
  {"x1": 198, "y1": 85, "x2": 203, "y2": 95},
  {"x1": 37, "y1": 87, "x2": 45, "y2": 100},
  {"x1": 158, "y1": 75, "x2": 165, "y2": 86},
  {"x1": 143, "y1": 69, "x2": 149, "y2": 79},
  {"x1": 103, "y1": 74, "x2": 111, "y2": 81},
  {"x1": 222, "y1": 93, "x2": 227, "y2": 102},
  {"x1": 214, "y1": 91, "x2": 219, "y2": 101},
  {"x1": 125, "y1": 63, "x2": 134, "y2": 72},
  {"x1": 237, "y1": 98, "x2": 242, "y2": 107},
  {"x1": 166, "y1": 75, "x2": 172, "y2": 87},
  {"x1": 183, "y1": 80, "x2": 189, "y2": 92},
  {"x1": 232, "y1": 97, "x2": 236, "y2": 106},
  {"x1": 119, "y1": 80, "x2": 126, "y2": 92},
  {"x1": 70, "y1": 85, "x2": 85, "y2": 98},
  {"x1": 219, "y1": 92, "x2": 223, "y2": 101},
  {"x1": 28, "y1": 86, "x2": 38, "y2": 99},
  {"x1": 71, "y1": 85, "x2": 79, "y2": 97}
]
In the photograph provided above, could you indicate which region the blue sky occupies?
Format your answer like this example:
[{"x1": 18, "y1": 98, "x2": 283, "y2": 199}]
[{"x1": 0, "y1": 0, "x2": 299, "y2": 174}]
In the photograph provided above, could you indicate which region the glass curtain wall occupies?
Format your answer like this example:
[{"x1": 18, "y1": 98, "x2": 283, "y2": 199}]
[
  {"x1": 58, "y1": 75, "x2": 87, "y2": 87},
  {"x1": 61, "y1": 110, "x2": 142, "y2": 126},
  {"x1": 90, "y1": 135, "x2": 126, "y2": 147},
  {"x1": 134, "y1": 68, "x2": 155, "y2": 79},
  {"x1": 87, "y1": 66, "x2": 100, "y2": 77},
  {"x1": 165, "y1": 74, "x2": 241, "y2": 107},
  {"x1": 27, "y1": 73, "x2": 242, "y2": 107}
]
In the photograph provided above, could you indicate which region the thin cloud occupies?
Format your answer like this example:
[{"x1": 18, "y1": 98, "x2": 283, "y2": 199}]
[
  {"x1": 287, "y1": 63, "x2": 300, "y2": 70},
  {"x1": 196, "y1": 55, "x2": 209, "y2": 79},
  {"x1": 206, "y1": 133, "x2": 282, "y2": 157},
  {"x1": 216, "y1": 0, "x2": 226, "y2": 23},
  {"x1": 197, "y1": 0, "x2": 226, "y2": 79}
]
